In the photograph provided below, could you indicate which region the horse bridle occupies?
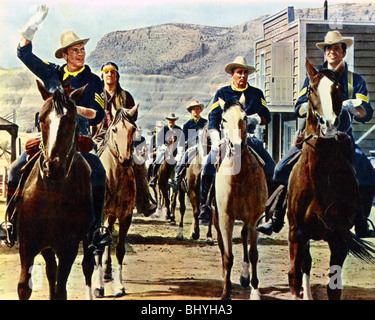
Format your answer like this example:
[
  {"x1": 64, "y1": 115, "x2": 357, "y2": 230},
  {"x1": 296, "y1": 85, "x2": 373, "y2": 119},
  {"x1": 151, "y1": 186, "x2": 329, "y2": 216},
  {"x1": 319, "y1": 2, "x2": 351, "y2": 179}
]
[
  {"x1": 307, "y1": 68, "x2": 342, "y2": 129},
  {"x1": 101, "y1": 109, "x2": 136, "y2": 164}
]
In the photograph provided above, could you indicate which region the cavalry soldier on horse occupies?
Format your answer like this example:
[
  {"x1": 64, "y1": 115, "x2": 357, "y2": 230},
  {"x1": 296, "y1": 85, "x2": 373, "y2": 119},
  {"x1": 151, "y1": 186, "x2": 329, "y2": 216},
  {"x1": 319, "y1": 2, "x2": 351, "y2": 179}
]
[
  {"x1": 148, "y1": 113, "x2": 183, "y2": 188},
  {"x1": 256, "y1": 30, "x2": 375, "y2": 238},
  {"x1": 170, "y1": 100, "x2": 207, "y2": 190},
  {"x1": 198, "y1": 56, "x2": 272, "y2": 226},
  {"x1": 0, "y1": 5, "x2": 109, "y2": 248}
]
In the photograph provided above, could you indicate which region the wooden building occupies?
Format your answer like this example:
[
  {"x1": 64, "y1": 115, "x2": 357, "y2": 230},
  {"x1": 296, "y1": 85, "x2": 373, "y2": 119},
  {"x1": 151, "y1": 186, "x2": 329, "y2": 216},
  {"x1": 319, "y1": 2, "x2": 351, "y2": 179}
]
[{"x1": 252, "y1": 6, "x2": 375, "y2": 162}]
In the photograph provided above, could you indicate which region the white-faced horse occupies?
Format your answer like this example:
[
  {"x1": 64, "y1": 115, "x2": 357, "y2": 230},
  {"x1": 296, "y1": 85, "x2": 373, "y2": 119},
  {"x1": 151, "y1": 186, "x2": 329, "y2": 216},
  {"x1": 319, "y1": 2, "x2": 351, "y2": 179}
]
[
  {"x1": 214, "y1": 95, "x2": 268, "y2": 300},
  {"x1": 288, "y1": 60, "x2": 375, "y2": 300}
]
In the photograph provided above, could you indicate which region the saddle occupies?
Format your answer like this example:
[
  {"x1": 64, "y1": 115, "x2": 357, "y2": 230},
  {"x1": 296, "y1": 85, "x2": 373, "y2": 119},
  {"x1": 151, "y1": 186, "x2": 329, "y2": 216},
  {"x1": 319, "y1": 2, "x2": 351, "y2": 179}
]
[{"x1": 1, "y1": 149, "x2": 42, "y2": 247}]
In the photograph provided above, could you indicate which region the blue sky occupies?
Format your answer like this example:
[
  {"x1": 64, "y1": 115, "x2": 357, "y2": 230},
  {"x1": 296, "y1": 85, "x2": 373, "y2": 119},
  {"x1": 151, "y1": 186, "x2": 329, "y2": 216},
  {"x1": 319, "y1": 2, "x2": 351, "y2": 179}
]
[{"x1": 0, "y1": 0, "x2": 367, "y2": 68}]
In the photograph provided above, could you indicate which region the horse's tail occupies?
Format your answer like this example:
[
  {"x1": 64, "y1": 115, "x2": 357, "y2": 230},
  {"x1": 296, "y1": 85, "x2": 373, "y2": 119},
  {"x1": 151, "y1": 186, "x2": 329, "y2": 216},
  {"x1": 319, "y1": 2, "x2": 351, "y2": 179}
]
[{"x1": 347, "y1": 231, "x2": 375, "y2": 263}]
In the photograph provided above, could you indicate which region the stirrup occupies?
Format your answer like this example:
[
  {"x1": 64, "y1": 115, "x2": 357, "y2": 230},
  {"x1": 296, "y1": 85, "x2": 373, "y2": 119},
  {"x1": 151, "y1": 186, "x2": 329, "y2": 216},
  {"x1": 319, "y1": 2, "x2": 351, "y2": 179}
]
[{"x1": 0, "y1": 221, "x2": 16, "y2": 248}]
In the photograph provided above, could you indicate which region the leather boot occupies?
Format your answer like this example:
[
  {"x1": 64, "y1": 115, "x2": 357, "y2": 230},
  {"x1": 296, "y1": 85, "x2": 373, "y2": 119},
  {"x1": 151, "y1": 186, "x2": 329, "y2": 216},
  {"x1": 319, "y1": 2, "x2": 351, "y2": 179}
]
[
  {"x1": 198, "y1": 174, "x2": 214, "y2": 226},
  {"x1": 88, "y1": 185, "x2": 111, "y2": 253},
  {"x1": 256, "y1": 184, "x2": 287, "y2": 236},
  {"x1": 134, "y1": 162, "x2": 157, "y2": 216}
]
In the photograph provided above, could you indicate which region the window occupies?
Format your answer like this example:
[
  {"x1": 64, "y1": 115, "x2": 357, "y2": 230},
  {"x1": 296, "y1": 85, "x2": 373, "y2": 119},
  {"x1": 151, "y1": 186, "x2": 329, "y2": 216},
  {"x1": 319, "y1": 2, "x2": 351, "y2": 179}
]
[{"x1": 270, "y1": 42, "x2": 294, "y2": 105}]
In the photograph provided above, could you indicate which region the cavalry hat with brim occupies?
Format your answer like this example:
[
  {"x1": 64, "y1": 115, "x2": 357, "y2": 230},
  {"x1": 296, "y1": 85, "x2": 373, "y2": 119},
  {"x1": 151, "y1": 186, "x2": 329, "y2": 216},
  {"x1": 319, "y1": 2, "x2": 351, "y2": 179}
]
[
  {"x1": 316, "y1": 30, "x2": 353, "y2": 51},
  {"x1": 186, "y1": 100, "x2": 204, "y2": 112},
  {"x1": 225, "y1": 56, "x2": 256, "y2": 75},
  {"x1": 166, "y1": 113, "x2": 179, "y2": 120},
  {"x1": 55, "y1": 30, "x2": 90, "y2": 59}
]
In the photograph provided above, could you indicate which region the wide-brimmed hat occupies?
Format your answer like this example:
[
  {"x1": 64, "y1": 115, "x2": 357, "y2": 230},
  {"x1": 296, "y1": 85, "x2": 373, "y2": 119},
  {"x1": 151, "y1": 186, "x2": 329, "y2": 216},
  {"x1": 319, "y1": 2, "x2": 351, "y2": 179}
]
[
  {"x1": 225, "y1": 56, "x2": 256, "y2": 75},
  {"x1": 166, "y1": 113, "x2": 179, "y2": 120},
  {"x1": 55, "y1": 30, "x2": 90, "y2": 59},
  {"x1": 186, "y1": 100, "x2": 204, "y2": 112},
  {"x1": 316, "y1": 30, "x2": 353, "y2": 51}
]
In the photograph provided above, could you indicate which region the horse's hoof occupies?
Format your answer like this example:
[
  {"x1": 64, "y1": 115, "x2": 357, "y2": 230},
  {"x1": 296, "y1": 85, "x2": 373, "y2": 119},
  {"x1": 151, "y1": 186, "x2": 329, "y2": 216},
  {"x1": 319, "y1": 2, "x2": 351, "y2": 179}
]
[
  {"x1": 170, "y1": 220, "x2": 176, "y2": 226},
  {"x1": 205, "y1": 237, "x2": 214, "y2": 245},
  {"x1": 191, "y1": 232, "x2": 200, "y2": 240},
  {"x1": 94, "y1": 287, "x2": 105, "y2": 298},
  {"x1": 176, "y1": 234, "x2": 184, "y2": 241},
  {"x1": 115, "y1": 288, "x2": 126, "y2": 297},
  {"x1": 240, "y1": 275, "x2": 250, "y2": 288}
]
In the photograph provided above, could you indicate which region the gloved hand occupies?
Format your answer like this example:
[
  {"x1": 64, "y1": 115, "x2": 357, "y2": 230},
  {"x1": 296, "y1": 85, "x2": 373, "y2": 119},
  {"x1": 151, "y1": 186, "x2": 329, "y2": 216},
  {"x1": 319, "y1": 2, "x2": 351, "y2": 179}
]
[
  {"x1": 248, "y1": 114, "x2": 261, "y2": 126},
  {"x1": 209, "y1": 129, "x2": 221, "y2": 151},
  {"x1": 298, "y1": 102, "x2": 309, "y2": 117},
  {"x1": 20, "y1": 5, "x2": 49, "y2": 41},
  {"x1": 342, "y1": 99, "x2": 363, "y2": 117}
]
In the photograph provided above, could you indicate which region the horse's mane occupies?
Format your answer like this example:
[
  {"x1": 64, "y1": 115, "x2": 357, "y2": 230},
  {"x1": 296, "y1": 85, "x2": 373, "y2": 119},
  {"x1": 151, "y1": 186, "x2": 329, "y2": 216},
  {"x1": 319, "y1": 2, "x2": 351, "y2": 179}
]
[
  {"x1": 319, "y1": 68, "x2": 342, "y2": 84},
  {"x1": 52, "y1": 89, "x2": 69, "y2": 116},
  {"x1": 223, "y1": 98, "x2": 244, "y2": 113}
]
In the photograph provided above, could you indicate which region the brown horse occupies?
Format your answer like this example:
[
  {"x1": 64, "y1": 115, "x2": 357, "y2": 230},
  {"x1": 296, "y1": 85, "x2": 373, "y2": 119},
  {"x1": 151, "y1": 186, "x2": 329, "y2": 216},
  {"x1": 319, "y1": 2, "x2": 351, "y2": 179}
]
[
  {"x1": 95, "y1": 106, "x2": 138, "y2": 297},
  {"x1": 17, "y1": 81, "x2": 94, "y2": 300},
  {"x1": 170, "y1": 127, "x2": 213, "y2": 242},
  {"x1": 214, "y1": 95, "x2": 268, "y2": 300},
  {"x1": 287, "y1": 60, "x2": 375, "y2": 300},
  {"x1": 156, "y1": 141, "x2": 176, "y2": 222}
]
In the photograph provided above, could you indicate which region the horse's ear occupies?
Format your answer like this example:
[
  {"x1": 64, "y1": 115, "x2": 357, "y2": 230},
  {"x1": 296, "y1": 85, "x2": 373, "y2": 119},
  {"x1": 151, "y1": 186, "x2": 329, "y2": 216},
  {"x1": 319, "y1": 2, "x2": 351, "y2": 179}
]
[
  {"x1": 70, "y1": 84, "x2": 88, "y2": 104},
  {"x1": 335, "y1": 60, "x2": 345, "y2": 79},
  {"x1": 218, "y1": 98, "x2": 225, "y2": 110},
  {"x1": 128, "y1": 104, "x2": 139, "y2": 118},
  {"x1": 36, "y1": 80, "x2": 52, "y2": 101},
  {"x1": 239, "y1": 93, "x2": 245, "y2": 107},
  {"x1": 306, "y1": 59, "x2": 318, "y2": 80}
]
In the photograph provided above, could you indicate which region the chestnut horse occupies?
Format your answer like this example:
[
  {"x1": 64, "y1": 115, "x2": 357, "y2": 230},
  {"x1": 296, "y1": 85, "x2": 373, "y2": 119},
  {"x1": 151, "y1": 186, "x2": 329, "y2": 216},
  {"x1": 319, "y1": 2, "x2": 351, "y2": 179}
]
[
  {"x1": 17, "y1": 81, "x2": 94, "y2": 300},
  {"x1": 95, "y1": 106, "x2": 138, "y2": 297},
  {"x1": 170, "y1": 127, "x2": 213, "y2": 242},
  {"x1": 287, "y1": 60, "x2": 375, "y2": 300},
  {"x1": 214, "y1": 95, "x2": 268, "y2": 300}
]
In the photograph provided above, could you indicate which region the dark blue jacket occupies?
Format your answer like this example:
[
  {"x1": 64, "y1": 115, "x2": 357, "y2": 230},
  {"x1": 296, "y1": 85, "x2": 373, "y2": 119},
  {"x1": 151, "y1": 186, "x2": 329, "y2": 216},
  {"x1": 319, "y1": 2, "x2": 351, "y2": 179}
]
[
  {"x1": 181, "y1": 116, "x2": 207, "y2": 148},
  {"x1": 294, "y1": 61, "x2": 375, "y2": 185},
  {"x1": 294, "y1": 61, "x2": 373, "y2": 138},
  {"x1": 17, "y1": 42, "x2": 104, "y2": 136},
  {"x1": 208, "y1": 83, "x2": 271, "y2": 131}
]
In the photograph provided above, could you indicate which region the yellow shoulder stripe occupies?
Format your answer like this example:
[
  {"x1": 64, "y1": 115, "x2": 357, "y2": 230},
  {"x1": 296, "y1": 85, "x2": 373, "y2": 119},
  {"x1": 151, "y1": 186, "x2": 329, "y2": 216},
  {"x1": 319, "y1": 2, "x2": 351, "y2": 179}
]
[
  {"x1": 356, "y1": 93, "x2": 369, "y2": 103},
  {"x1": 95, "y1": 93, "x2": 104, "y2": 109},
  {"x1": 210, "y1": 101, "x2": 220, "y2": 111},
  {"x1": 298, "y1": 87, "x2": 307, "y2": 98},
  {"x1": 261, "y1": 98, "x2": 267, "y2": 107}
]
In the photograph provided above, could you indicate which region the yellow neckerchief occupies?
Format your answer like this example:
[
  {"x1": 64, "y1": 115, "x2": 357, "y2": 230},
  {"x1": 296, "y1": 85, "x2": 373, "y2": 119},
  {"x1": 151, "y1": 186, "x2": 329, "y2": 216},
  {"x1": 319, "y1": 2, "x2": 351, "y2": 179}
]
[
  {"x1": 231, "y1": 81, "x2": 248, "y2": 92},
  {"x1": 191, "y1": 115, "x2": 201, "y2": 123},
  {"x1": 63, "y1": 65, "x2": 85, "y2": 80}
]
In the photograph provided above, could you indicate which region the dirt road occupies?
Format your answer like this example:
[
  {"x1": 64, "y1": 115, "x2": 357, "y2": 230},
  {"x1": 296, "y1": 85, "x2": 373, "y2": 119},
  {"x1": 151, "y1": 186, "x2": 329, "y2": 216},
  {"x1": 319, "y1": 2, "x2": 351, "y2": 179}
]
[{"x1": 1, "y1": 200, "x2": 375, "y2": 301}]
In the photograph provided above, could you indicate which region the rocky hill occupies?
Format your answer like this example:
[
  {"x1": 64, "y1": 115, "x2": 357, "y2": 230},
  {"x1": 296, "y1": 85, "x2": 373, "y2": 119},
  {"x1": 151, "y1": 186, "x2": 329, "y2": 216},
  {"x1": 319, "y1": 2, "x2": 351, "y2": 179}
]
[{"x1": 1, "y1": 2, "x2": 375, "y2": 133}]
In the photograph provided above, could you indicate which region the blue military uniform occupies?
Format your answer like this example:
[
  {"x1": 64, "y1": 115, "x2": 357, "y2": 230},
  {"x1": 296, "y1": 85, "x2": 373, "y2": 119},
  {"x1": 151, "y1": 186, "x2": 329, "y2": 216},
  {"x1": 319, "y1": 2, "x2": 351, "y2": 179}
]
[
  {"x1": 199, "y1": 82, "x2": 272, "y2": 223},
  {"x1": 275, "y1": 61, "x2": 375, "y2": 186},
  {"x1": 203, "y1": 82, "x2": 271, "y2": 176},
  {"x1": 263, "y1": 61, "x2": 375, "y2": 237},
  {"x1": 11, "y1": 41, "x2": 106, "y2": 231},
  {"x1": 174, "y1": 116, "x2": 208, "y2": 178}
]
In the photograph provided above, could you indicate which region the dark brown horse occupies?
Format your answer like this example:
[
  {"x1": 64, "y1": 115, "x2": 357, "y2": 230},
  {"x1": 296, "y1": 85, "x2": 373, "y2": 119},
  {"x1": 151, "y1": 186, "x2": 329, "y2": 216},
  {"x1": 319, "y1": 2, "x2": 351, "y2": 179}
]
[
  {"x1": 156, "y1": 141, "x2": 177, "y2": 222},
  {"x1": 287, "y1": 60, "x2": 375, "y2": 300},
  {"x1": 17, "y1": 81, "x2": 94, "y2": 300},
  {"x1": 214, "y1": 95, "x2": 268, "y2": 300},
  {"x1": 170, "y1": 127, "x2": 213, "y2": 242},
  {"x1": 95, "y1": 106, "x2": 138, "y2": 297}
]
